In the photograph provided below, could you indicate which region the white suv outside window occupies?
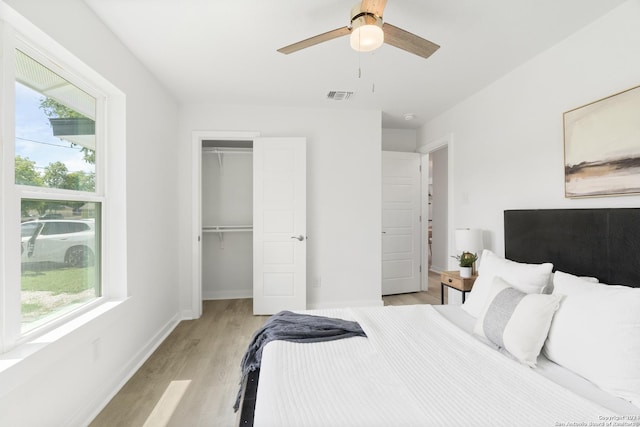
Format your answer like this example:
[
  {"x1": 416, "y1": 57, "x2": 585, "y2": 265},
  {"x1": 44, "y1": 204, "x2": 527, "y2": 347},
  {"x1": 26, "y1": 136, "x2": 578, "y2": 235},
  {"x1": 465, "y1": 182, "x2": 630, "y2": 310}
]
[{"x1": 21, "y1": 219, "x2": 96, "y2": 267}]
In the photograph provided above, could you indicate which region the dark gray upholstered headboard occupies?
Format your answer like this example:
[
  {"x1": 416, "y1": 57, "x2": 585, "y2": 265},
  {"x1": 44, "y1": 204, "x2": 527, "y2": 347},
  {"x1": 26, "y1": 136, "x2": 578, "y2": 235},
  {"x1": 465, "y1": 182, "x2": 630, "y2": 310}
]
[{"x1": 504, "y1": 209, "x2": 640, "y2": 288}]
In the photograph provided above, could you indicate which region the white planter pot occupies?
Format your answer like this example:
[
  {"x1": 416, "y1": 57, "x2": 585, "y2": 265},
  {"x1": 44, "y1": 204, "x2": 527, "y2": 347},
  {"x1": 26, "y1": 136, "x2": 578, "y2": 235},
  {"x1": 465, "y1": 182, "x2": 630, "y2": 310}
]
[{"x1": 460, "y1": 266, "x2": 472, "y2": 278}]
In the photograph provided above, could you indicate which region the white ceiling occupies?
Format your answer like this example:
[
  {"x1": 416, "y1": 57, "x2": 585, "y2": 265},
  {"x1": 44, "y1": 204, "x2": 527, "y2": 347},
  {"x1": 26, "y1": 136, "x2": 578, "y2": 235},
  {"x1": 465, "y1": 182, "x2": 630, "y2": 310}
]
[{"x1": 85, "y1": 0, "x2": 626, "y2": 129}]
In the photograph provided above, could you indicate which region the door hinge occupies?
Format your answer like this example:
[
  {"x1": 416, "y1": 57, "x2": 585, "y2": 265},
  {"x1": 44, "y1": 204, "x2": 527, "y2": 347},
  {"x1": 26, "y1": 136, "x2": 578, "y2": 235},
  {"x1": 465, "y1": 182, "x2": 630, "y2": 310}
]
[
  {"x1": 419, "y1": 165, "x2": 422, "y2": 172},
  {"x1": 419, "y1": 265, "x2": 422, "y2": 272}
]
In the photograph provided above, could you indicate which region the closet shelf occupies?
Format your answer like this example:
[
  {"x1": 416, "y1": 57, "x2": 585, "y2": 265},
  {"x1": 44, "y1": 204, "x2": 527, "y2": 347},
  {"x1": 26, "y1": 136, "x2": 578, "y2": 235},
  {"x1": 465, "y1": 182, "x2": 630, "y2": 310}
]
[
  {"x1": 202, "y1": 147, "x2": 252, "y2": 170},
  {"x1": 203, "y1": 225, "x2": 252, "y2": 249},
  {"x1": 202, "y1": 148, "x2": 252, "y2": 155},
  {"x1": 202, "y1": 225, "x2": 253, "y2": 233}
]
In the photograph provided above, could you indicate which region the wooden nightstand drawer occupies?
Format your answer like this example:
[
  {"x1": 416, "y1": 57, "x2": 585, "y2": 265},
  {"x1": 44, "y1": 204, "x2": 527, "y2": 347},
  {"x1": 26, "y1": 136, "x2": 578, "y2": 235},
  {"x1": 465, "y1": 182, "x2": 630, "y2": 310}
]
[
  {"x1": 441, "y1": 273, "x2": 466, "y2": 290},
  {"x1": 440, "y1": 271, "x2": 477, "y2": 304}
]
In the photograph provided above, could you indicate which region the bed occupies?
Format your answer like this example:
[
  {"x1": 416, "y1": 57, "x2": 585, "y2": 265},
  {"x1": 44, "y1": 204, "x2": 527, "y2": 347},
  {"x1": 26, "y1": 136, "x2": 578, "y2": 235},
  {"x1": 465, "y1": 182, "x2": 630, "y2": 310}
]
[{"x1": 239, "y1": 208, "x2": 640, "y2": 426}]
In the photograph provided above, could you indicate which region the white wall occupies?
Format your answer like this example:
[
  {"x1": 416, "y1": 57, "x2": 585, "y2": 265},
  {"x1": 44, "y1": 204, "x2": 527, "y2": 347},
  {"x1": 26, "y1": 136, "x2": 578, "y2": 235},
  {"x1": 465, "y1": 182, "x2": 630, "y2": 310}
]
[
  {"x1": 0, "y1": 1, "x2": 180, "y2": 425},
  {"x1": 178, "y1": 105, "x2": 383, "y2": 312},
  {"x1": 382, "y1": 128, "x2": 417, "y2": 152},
  {"x1": 418, "y1": 0, "x2": 640, "y2": 261}
]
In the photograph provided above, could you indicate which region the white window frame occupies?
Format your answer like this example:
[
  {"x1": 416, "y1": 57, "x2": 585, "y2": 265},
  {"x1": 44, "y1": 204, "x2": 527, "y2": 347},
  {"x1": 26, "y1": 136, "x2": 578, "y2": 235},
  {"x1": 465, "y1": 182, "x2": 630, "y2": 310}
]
[{"x1": 0, "y1": 7, "x2": 127, "y2": 355}]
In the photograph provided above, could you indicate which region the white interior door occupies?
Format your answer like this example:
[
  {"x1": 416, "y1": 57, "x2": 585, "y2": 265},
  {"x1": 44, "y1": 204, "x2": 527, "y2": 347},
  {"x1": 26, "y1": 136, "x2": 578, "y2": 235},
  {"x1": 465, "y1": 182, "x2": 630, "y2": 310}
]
[
  {"x1": 253, "y1": 137, "x2": 306, "y2": 315},
  {"x1": 382, "y1": 151, "x2": 421, "y2": 295}
]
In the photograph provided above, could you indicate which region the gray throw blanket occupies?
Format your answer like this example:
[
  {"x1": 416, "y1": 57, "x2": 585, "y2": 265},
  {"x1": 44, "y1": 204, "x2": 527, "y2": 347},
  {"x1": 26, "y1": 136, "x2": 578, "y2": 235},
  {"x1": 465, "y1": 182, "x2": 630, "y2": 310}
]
[{"x1": 233, "y1": 310, "x2": 367, "y2": 411}]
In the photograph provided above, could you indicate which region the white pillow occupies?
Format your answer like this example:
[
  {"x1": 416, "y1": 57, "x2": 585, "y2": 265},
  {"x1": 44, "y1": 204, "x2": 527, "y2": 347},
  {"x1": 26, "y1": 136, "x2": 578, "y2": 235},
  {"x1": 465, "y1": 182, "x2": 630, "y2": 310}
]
[
  {"x1": 544, "y1": 271, "x2": 640, "y2": 407},
  {"x1": 542, "y1": 272, "x2": 598, "y2": 294},
  {"x1": 462, "y1": 249, "x2": 553, "y2": 318},
  {"x1": 474, "y1": 276, "x2": 562, "y2": 367}
]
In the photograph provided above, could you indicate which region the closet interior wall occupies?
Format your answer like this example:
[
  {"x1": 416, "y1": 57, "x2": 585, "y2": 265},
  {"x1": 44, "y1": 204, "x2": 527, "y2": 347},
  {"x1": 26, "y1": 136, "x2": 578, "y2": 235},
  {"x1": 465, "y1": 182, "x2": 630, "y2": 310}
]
[{"x1": 201, "y1": 141, "x2": 253, "y2": 299}]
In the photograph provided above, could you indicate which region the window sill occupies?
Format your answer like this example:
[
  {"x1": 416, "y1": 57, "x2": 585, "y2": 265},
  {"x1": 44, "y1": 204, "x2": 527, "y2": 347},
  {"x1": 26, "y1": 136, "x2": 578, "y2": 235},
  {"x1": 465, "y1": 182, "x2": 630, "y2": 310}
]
[{"x1": 0, "y1": 297, "x2": 130, "y2": 396}]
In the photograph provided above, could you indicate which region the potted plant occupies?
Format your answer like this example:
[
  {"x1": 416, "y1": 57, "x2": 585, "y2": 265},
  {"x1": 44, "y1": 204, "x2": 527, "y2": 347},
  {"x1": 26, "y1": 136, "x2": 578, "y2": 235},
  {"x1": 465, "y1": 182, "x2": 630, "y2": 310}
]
[{"x1": 452, "y1": 252, "x2": 478, "y2": 278}]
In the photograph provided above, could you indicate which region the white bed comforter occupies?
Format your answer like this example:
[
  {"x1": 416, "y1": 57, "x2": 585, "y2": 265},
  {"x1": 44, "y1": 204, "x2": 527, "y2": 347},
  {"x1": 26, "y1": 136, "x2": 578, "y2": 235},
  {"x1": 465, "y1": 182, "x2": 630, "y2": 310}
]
[{"x1": 254, "y1": 304, "x2": 617, "y2": 427}]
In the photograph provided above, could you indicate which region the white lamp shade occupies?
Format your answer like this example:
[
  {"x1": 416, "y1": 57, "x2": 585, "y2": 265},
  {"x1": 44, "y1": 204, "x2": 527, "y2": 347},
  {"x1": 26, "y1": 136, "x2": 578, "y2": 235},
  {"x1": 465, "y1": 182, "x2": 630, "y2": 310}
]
[
  {"x1": 350, "y1": 23, "x2": 384, "y2": 52},
  {"x1": 455, "y1": 228, "x2": 483, "y2": 254}
]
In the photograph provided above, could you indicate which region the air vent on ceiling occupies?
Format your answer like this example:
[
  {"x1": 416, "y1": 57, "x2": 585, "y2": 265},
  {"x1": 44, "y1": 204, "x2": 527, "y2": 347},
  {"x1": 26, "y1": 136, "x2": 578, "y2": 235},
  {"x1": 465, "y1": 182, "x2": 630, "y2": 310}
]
[{"x1": 327, "y1": 91, "x2": 354, "y2": 101}]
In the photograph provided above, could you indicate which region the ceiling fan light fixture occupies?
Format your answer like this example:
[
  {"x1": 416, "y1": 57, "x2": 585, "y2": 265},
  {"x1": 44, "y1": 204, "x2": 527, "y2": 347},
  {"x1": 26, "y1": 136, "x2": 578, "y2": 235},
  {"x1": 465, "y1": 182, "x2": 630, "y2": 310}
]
[
  {"x1": 277, "y1": 1, "x2": 440, "y2": 59},
  {"x1": 350, "y1": 12, "x2": 384, "y2": 52}
]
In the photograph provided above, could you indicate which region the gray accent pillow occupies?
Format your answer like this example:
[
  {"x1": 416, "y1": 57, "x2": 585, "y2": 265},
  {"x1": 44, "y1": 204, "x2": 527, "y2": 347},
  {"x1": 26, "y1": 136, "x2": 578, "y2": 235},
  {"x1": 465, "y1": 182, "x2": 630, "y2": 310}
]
[
  {"x1": 474, "y1": 276, "x2": 562, "y2": 367},
  {"x1": 483, "y1": 288, "x2": 526, "y2": 348}
]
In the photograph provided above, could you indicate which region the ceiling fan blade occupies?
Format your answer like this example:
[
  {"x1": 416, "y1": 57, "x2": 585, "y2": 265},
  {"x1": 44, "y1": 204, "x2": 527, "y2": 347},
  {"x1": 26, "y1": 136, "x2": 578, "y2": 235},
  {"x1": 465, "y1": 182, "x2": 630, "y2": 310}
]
[
  {"x1": 382, "y1": 22, "x2": 440, "y2": 59},
  {"x1": 277, "y1": 26, "x2": 351, "y2": 54},
  {"x1": 360, "y1": 0, "x2": 387, "y2": 17}
]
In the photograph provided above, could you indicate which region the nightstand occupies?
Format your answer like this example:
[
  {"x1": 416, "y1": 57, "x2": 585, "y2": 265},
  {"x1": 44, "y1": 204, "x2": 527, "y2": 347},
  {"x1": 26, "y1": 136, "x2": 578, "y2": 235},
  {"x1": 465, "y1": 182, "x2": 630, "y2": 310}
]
[{"x1": 440, "y1": 271, "x2": 477, "y2": 305}]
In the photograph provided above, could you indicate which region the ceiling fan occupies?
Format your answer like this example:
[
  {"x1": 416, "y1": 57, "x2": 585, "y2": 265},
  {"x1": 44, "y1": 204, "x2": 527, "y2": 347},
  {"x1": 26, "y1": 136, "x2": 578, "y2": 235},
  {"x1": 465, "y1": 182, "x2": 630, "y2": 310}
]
[{"x1": 277, "y1": 0, "x2": 440, "y2": 59}]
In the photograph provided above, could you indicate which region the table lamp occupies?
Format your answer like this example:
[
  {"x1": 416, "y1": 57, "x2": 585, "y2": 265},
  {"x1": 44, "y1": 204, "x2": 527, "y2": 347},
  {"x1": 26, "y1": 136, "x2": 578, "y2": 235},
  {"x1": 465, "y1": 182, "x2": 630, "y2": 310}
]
[{"x1": 455, "y1": 228, "x2": 483, "y2": 276}]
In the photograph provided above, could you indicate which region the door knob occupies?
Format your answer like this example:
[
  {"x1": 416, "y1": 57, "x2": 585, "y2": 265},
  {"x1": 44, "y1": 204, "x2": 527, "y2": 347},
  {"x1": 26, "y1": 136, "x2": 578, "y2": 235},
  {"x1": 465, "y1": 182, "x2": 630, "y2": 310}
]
[{"x1": 291, "y1": 235, "x2": 305, "y2": 241}]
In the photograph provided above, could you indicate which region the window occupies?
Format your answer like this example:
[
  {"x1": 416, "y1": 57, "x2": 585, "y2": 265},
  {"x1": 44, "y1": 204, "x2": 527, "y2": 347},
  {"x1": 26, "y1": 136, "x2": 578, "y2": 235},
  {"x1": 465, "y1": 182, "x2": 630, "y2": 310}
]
[
  {"x1": 14, "y1": 49, "x2": 103, "y2": 334},
  {"x1": 15, "y1": 49, "x2": 96, "y2": 191},
  {"x1": 1, "y1": 18, "x2": 126, "y2": 353}
]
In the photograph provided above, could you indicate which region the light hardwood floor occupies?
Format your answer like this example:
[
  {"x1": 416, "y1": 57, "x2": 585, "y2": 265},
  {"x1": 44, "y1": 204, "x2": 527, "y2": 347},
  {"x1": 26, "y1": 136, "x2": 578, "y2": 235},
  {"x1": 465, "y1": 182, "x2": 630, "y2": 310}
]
[{"x1": 90, "y1": 272, "x2": 445, "y2": 427}]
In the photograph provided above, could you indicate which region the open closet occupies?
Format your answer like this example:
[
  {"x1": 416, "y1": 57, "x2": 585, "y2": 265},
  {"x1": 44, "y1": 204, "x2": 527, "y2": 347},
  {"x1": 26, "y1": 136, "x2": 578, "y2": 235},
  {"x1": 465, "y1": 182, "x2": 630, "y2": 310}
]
[
  {"x1": 194, "y1": 133, "x2": 308, "y2": 316},
  {"x1": 201, "y1": 140, "x2": 254, "y2": 300}
]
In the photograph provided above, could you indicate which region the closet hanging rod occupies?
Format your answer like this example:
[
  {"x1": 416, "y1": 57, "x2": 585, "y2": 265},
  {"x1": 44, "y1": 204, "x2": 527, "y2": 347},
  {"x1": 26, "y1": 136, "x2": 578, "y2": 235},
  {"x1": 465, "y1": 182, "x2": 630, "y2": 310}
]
[
  {"x1": 202, "y1": 148, "x2": 252, "y2": 155},
  {"x1": 203, "y1": 226, "x2": 252, "y2": 248},
  {"x1": 202, "y1": 225, "x2": 253, "y2": 233}
]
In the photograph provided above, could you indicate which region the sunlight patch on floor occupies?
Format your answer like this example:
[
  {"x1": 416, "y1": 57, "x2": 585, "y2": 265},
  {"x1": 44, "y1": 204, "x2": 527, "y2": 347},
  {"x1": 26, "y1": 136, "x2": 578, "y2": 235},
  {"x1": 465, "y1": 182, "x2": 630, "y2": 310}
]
[{"x1": 143, "y1": 380, "x2": 191, "y2": 427}]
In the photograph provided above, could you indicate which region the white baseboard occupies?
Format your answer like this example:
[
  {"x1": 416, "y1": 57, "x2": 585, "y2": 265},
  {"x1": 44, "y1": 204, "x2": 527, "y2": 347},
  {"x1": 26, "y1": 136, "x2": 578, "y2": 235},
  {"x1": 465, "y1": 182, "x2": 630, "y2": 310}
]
[
  {"x1": 181, "y1": 308, "x2": 197, "y2": 320},
  {"x1": 74, "y1": 313, "x2": 180, "y2": 427},
  {"x1": 203, "y1": 289, "x2": 252, "y2": 300}
]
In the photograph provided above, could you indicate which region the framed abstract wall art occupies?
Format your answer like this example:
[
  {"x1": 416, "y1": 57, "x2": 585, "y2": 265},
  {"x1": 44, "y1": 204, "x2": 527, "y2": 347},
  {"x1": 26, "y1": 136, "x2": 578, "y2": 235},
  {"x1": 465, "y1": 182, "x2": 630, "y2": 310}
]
[{"x1": 563, "y1": 85, "x2": 640, "y2": 198}]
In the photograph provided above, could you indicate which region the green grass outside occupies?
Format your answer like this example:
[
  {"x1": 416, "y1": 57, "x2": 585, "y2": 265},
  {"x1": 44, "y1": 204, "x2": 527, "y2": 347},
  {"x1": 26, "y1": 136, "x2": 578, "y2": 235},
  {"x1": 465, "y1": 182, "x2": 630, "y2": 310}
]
[
  {"x1": 21, "y1": 303, "x2": 41, "y2": 314},
  {"x1": 21, "y1": 263, "x2": 96, "y2": 294},
  {"x1": 21, "y1": 263, "x2": 98, "y2": 325}
]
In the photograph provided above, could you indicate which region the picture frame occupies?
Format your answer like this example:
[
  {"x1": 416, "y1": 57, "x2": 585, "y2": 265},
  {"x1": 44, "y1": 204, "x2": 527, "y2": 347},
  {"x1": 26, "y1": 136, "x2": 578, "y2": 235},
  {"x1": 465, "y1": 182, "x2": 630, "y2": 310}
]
[{"x1": 563, "y1": 84, "x2": 640, "y2": 198}]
